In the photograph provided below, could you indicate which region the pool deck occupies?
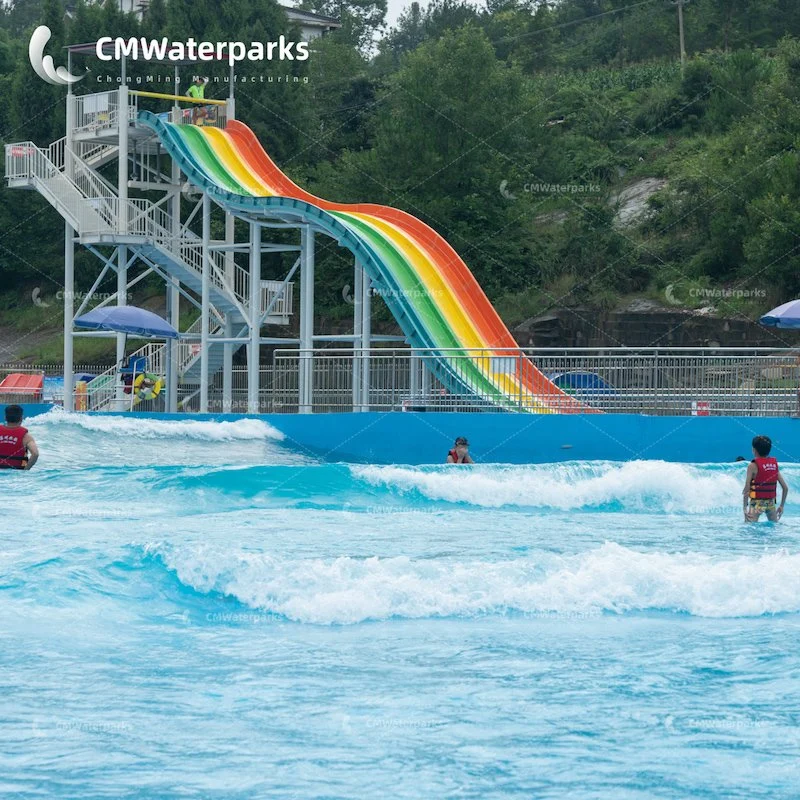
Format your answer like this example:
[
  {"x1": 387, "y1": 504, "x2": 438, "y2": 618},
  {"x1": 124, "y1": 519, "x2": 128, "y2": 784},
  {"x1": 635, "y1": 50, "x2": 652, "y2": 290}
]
[{"x1": 9, "y1": 405, "x2": 800, "y2": 464}]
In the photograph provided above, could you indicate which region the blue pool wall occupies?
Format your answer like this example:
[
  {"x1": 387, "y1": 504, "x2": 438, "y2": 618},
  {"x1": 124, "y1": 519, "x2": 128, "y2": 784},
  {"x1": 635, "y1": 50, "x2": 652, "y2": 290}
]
[
  {"x1": 10, "y1": 405, "x2": 800, "y2": 464},
  {"x1": 0, "y1": 404, "x2": 54, "y2": 420}
]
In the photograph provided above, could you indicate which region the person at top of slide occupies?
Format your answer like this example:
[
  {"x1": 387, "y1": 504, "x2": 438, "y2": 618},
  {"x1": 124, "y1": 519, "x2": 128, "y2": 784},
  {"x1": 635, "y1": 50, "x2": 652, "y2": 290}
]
[
  {"x1": 743, "y1": 435, "x2": 787, "y2": 522},
  {"x1": 0, "y1": 405, "x2": 39, "y2": 470},
  {"x1": 447, "y1": 437, "x2": 473, "y2": 464},
  {"x1": 187, "y1": 77, "x2": 209, "y2": 125}
]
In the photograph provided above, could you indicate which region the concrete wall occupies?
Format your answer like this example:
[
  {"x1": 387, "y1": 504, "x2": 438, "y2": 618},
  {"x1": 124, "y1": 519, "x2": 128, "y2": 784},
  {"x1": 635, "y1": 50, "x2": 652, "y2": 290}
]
[{"x1": 514, "y1": 308, "x2": 800, "y2": 348}]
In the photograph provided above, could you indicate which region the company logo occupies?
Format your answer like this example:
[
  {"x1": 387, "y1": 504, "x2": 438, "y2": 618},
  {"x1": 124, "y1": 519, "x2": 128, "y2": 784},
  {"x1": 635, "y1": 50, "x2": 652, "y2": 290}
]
[
  {"x1": 182, "y1": 182, "x2": 203, "y2": 202},
  {"x1": 31, "y1": 287, "x2": 50, "y2": 308},
  {"x1": 499, "y1": 180, "x2": 517, "y2": 200},
  {"x1": 29, "y1": 26, "x2": 85, "y2": 86},
  {"x1": 665, "y1": 284, "x2": 680, "y2": 305}
]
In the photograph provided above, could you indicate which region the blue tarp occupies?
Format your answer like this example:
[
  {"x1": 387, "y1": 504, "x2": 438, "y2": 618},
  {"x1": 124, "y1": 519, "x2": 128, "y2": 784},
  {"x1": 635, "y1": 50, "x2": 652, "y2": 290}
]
[{"x1": 545, "y1": 372, "x2": 616, "y2": 393}]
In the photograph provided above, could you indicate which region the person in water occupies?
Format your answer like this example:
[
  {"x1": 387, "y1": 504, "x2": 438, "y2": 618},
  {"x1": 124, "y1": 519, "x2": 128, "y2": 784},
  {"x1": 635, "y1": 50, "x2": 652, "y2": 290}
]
[
  {"x1": 0, "y1": 405, "x2": 39, "y2": 470},
  {"x1": 743, "y1": 435, "x2": 787, "y2": 522},
  {"x1": 447, "y1": 436, "x2": 474, "y2": 464}
]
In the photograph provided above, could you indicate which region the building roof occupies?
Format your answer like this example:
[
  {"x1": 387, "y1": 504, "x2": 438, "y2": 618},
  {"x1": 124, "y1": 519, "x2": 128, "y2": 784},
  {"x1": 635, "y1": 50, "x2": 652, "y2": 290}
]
[
  {"x1": 282, "y1": 6, "x2": 341, "y2": 26},
  {"x1": 65, "y1": 1, "x2": 340, "y2": 29}
]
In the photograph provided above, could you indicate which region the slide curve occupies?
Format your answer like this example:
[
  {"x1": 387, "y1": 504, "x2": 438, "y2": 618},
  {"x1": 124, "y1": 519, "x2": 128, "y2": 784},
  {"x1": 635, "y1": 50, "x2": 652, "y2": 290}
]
[{"x1": 139, "y1": 111, "x2": 595, "y2": 414}]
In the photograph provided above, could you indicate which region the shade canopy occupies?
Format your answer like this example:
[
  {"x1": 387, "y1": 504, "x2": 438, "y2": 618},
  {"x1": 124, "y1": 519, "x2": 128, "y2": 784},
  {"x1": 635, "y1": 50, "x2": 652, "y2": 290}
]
[
  {"x1": 74, "y1": 306, "x2": 179, "y2": 339},
  {"x1": 759, "y1": 299, "x2": 800, "y2": 329}
]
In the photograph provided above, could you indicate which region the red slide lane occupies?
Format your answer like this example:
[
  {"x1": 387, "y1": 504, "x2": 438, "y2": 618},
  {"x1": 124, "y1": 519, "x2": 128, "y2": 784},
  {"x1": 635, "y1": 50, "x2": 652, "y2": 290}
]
[{"x1": 224, "y1": 120, "x2": 582, "y2": 408}]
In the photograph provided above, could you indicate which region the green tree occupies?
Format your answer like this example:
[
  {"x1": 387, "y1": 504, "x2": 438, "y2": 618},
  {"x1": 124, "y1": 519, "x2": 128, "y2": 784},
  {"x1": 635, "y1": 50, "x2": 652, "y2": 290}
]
[{"x1": 300, "y1": 0, "x2": 387, "y2": 53}]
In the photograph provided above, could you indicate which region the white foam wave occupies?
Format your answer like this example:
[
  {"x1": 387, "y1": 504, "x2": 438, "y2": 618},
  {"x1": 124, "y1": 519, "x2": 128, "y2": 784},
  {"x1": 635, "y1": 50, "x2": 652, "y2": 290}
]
[
  {"x1": 32, "y1": 408, "x2": 284, "y2": 442},
  {"x1": 354, "y1": 461, "x2": 743, "y2": 512},
  {"x1": 147, "y1": 542, "x2": 800, "y2": 624}
]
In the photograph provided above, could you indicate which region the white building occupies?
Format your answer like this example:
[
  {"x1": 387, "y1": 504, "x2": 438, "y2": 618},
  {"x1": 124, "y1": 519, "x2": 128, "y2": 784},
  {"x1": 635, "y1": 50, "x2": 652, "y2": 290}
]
[
  {"x1": 110, "y1": 1, "x2": 340, "y2": 40},
  {"x1": 282, "y1": 6, "x2": 341, "y2": 40}
]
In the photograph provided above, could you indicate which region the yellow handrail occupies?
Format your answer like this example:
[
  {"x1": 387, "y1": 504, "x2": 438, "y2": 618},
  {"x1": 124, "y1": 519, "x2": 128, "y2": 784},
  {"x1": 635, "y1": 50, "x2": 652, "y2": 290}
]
[{"x1": 129, "y1": 89, "x2": 227, "y2": 106}]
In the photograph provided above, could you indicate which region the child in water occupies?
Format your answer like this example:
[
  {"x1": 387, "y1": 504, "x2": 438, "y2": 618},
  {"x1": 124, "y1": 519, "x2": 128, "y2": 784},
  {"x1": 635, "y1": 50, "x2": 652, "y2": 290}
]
[
  {"x1": 447, "y1": 436, "x2": 474, "y2": 464},
  {"x1": 743, "y1": 435, "x2": 788, "y2": 522}
]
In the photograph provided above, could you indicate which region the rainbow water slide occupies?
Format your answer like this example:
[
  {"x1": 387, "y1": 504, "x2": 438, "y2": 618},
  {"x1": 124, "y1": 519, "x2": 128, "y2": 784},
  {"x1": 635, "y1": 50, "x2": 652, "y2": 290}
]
[{"x1": 139, "y1": 111, "x2": 592, "y2": 413}]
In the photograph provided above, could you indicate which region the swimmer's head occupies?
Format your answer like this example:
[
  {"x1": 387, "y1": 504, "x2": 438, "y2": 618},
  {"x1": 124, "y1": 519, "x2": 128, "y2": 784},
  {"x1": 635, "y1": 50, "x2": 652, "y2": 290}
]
[
  {"x1": 752, "y1": 435, "x2": 772, "y2": 458},
  {"x1": 4, "y1": 404, "x2": 23, "y2": 425}
]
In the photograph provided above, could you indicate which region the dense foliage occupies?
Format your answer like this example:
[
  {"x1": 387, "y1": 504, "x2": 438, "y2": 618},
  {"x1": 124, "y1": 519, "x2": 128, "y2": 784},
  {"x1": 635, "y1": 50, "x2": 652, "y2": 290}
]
[{"x1": 2, "y1": 0, "x2": 800, "y2": 336}]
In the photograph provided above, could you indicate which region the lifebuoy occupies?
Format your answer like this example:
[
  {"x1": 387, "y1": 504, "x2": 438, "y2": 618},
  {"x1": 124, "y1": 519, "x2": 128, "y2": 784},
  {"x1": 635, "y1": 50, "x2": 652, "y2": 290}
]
[{"x1": 133, "y1": 372, "x2": 163, "y2": 403}]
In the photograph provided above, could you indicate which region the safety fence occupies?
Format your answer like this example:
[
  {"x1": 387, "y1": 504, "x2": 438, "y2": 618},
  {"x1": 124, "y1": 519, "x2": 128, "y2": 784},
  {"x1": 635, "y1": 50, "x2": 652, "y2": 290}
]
[
  {"x1": 8, "y1": 348, "x2": 800, "y2": 417},
  {"x1": 267, "y1": 347, "x2": 800, "y2": 416}
]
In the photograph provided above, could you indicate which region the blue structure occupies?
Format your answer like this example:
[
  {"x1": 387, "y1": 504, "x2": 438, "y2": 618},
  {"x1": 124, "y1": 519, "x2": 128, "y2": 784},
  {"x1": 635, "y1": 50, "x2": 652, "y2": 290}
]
[
  {"x1": 10, "y1": 408, "x2": 795, "y2": 465},
  {"x1": 0, "y1": 404, "x2": 53, "y2": 420},
  {"x1": 255, "y1": 412, "x2": 800, "y2": 464}
]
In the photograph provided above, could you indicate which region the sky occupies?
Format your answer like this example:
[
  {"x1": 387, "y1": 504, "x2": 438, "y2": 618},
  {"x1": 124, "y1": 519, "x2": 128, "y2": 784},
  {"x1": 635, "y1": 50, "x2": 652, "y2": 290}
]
[
  {"x1": 383, "y1": 0, "x2": 482, "y2": 30},
  {"x1": 385, "y1": 0, "x2": 424, "y2": 28}
]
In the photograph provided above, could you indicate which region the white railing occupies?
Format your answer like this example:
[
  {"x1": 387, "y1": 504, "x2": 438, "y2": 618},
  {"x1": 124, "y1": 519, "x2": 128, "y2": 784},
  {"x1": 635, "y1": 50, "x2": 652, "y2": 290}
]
[
  {"x1": 176, "y1": 316, "x2": 205, "y2": 370},
  {"x1": 4, "y1": 141, "x2": 115, "y2": 235},
  {"x1": 177, "y1": 240, "x2": 246, "y2": 307},
  {"x1": 5, "y1": 141, "x2": 51, "y2": 181},
  {"x1": 5, "y1": 140, "x2": 245, "y2": 307},
  {"x1": 48, "y1": 136, "x2": 66, "y2": 170},
  {"x1": 77, "y1": 140, "x2": 117, "y2": 166},
  {"x1": 74, "y1": 90, "x2": 124, "y2": 136},
  {"x1": 261, "y1": 280, "x2": 294, "y2": 318},
  {"x1": 167, "y1": 103, "x2": 228, "y2": 130},
  {"x1": 85, "y1": 342, "x2": 167, "y2": 411},
  {"x1": 71, "y1": 150, "x2": 117, "y2": 195},
  {"x1": 270, "y1": 347, "x2": 800, "y2": 416}
]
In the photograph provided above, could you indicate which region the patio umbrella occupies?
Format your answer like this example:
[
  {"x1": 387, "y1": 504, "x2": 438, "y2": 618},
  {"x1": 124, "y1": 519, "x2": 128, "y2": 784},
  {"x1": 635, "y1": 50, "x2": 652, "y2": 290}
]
[
  {"x1": 759, "y1": 299, "x2": 800, "y2": 329},
  {"x1": 74, "y1": 306, "x2": 177, "y2": 410},
  {"x1": 74, "y1": 306, "x2": 179, "y2": 338}
]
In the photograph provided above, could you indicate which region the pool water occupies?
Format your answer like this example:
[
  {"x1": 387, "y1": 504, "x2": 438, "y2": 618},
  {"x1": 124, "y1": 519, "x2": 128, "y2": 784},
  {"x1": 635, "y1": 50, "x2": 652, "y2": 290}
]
[{"x1": 2, "y1": 410, "x2": 800, "y2": 798}]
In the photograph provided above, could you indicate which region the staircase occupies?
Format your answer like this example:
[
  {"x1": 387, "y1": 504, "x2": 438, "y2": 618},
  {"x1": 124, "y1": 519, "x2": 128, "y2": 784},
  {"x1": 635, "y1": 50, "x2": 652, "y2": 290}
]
[
  {"x1": 178, "y1": 317, "x2": 228, "y2": 384},
  {"x1": 5, "y1": 138, "x2": 253, "y2": 320},
  {"x1": 6, "y1": 128, "x2": 296, "y2": 409}
]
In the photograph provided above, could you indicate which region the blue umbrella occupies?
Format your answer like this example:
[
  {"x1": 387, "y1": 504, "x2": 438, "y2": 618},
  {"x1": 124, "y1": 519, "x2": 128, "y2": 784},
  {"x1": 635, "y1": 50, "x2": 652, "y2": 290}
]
[
  {"x1": 759, "y1": 300, "x2": 800, "y2": 329},
  {"x1": 74, "y1": 306, "x2": 179, "y2": 339}
]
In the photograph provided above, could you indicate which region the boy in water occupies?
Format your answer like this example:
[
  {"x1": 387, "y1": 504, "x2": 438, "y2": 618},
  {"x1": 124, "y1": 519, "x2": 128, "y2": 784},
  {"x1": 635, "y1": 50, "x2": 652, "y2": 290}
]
[
  {"x1": 743, "y1": 435, "x2": 788, "y2": 522},
  {"x1": 447, "y1": 436, "x2": 474, "y2": 464},
  {"x1": 0, "y1": 405, "x2": 39, "y2": 470}
]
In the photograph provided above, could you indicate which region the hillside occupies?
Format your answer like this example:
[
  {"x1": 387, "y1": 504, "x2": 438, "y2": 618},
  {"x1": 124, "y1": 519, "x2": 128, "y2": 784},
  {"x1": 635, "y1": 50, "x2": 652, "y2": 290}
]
[{"x1": 2, "y1": 0, "x2": 800, "y2": 360}]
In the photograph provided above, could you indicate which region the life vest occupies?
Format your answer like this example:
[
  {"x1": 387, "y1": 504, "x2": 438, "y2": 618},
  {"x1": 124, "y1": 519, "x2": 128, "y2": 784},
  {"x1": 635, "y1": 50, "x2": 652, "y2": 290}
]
[
  {"x1": 448, "y1": 448, "x2": 468, "y2": 464},
  {"x1": 0, "y1": 424, "x2": 28, "y2": 470},
  {"x1": 750, "y1": 456, "x2": 778, "y2": 500}
]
